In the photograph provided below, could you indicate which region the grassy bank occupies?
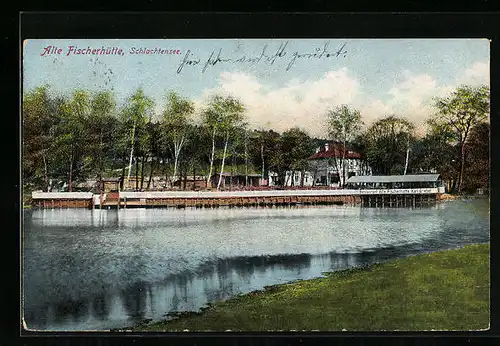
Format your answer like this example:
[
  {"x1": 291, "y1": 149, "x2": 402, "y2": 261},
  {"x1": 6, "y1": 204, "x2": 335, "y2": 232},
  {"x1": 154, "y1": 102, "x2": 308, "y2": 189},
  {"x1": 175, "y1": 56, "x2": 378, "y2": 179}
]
[{"x1": 136, "y1": 243, "x2": 490, "y2": 332}]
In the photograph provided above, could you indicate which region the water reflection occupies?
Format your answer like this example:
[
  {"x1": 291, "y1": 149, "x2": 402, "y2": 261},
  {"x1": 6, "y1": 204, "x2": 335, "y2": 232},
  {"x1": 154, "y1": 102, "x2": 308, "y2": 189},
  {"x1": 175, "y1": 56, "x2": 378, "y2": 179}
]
[{"x1": 22, "y1": 199, "x2": 489, "y2": 331}]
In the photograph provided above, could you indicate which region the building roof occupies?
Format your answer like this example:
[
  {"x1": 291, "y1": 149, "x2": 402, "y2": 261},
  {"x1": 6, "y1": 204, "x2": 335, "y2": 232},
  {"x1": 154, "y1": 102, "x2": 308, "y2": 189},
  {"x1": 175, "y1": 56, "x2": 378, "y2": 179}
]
[
  {"x1": 310, "y1": 142, "x2": 363, "y2": 160},
  {"x1": 346, "y1": 174, "x2": 441, "y2": 184}
]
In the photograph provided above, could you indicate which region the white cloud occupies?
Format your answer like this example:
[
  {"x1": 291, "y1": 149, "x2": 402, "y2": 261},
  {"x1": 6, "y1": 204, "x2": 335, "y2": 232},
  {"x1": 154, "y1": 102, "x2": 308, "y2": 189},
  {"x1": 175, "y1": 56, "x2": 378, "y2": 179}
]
[
  {"x1": 194, "y1": 60, "x2": 490, "y2": 139},
  {"x1": 196, "y1": 68, "x2": 360, "y2": 137},
  {"x1": 388, "y1": 72, "x2": 442, "y2": 124},
  {"x1": 359, "y1": 99, "x2": 394, "y2": 126},
  {"x1": 358, "y1": 71, "x2": 448, "y2": 133},
  {"x1": 459, "y1": 61, "x2": 489, "y2": 86},
  {"x1": 357, "y1": 61, "x2": 489, "y2": 135}
]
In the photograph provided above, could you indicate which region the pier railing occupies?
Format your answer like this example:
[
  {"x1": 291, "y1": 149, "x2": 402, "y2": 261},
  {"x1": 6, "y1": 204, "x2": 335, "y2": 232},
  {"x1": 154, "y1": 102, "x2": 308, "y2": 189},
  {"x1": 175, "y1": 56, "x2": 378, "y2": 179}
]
[{"x1": 32, "y1": 192, "x2": 94, "y2": 199}]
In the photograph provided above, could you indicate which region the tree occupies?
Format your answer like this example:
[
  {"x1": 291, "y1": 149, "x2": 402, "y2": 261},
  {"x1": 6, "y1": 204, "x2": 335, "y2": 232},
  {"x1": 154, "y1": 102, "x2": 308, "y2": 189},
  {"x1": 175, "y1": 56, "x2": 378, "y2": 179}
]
[
  {"x1": 250, "y1": 130, "x2": 281, "y2": 185},
  {"x1": 135, "y1": 115, "x2": 151, "y2": 190},
  {"x1": 201, "y1": 107, "x2": 219, "y2": 188},
  {"x1": 430, "y1": 85, "x2": 489, "y2": 193},
  {"x1": 112, "y1": 112, "x2": 135, "y2": 188},
  {"x1": 86, "y1": 91, "x2": 117, "y2": 184},
  {"x1": 145, "y1": 121, "x2": 163, "y2": 190},
  {"x1": 463, "y1": 121, "x2": 489, "y2": 192},
  {"x1": 286, "y1": 128, "x2": 314, "y2": 186},
  {"x1": 226, "y1": 124, "x2": 248, "y2": 188},
  {"x1": 326, "y1": 105, "x2": 363, "y2": 186},
  {"x1": 410, "y1": 129, "x2": 458, "y2": 192},
  {"x1": 249, "y1": 129, "x2": 279, "y2": 183},
  {"x1": 271, "y1": 128, "x2": 314, "y2": 187},
  {"x1": 161, "y1": 91, "x2": 195, "y2": 186},
  {"x1": 201, "y1": 95, "x2": 245, "y2": 190},
  {"x1": 244, "y1": 127, "x2": 249, "y2": 186},
  {"x1": 181, "y1": 124, "x2": 209, "y2": 190},
  {"x1": 121, "y1": 89, "x2": 154, "y2": 190},
  {"x1": 307, "y1": 160, "x2": 322, "y2": 187},
  {"x1": 55, "y1": 90, "x2": 90, "y2": 191},
  {"x1": 268, "y1": 135, "x2": 286, "y2": 187},
  {"x1": 363, "y1": 115, "x2": 415, "y2": 175},
  {"x1": 23, "y1": 85, "x2": 61, "y2": 191}
]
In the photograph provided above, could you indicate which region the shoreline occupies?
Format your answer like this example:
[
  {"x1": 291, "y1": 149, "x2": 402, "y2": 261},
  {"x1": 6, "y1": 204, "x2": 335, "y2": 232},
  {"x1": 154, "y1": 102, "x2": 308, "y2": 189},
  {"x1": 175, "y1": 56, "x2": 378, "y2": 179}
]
[
  {"x1": 26, "y1": 188, "x2": 487, "y2": 209},
  {"x1": 130, "y1": 243, "x2": 489, "y2": 332},
  {"x1": 26, "y1": 194, "x2": 485, "y2": 210}
]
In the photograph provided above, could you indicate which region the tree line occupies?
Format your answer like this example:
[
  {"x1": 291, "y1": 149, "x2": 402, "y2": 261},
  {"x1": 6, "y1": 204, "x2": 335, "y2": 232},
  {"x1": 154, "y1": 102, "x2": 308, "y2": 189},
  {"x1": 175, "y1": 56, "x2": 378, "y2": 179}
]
[
  {"x1": 23, "y1": 84, "x2": 489, "y2": 194},
  {"x1": 23, "y1": 86, "x2": 316, "y2": 192}
]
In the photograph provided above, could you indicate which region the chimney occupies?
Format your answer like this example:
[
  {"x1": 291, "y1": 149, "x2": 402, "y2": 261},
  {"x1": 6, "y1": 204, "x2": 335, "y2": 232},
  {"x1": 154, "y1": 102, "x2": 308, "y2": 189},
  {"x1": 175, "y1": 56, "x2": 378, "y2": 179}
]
[{"x1": 325, "y1": 143, "x2": 329, "y2": 151}]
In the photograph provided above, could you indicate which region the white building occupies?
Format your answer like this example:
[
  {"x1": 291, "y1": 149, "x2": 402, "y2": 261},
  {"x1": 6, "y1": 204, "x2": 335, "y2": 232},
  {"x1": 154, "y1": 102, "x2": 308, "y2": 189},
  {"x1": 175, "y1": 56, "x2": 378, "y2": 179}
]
[
  {"x1": 308, "y1": 141, "x2": 372, "y2": 187},
  {"x1": 268, "y1": 171, "x2": 315, "y2": 187},
  {"x1": 269, "y1": 141, "x2": 372, "y2": 188}
]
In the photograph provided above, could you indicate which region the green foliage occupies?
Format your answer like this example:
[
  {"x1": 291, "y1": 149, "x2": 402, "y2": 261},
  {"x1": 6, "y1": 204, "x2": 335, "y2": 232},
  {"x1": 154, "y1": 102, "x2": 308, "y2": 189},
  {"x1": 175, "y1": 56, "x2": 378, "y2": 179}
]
[
  {"x1": 52, "y1": 90, "x2": 91, "y2": 190},
  {"x1": 283, "y1": 128, "x2": 315, "y2": 172},
  {"x1": 120, "y1": 89, "x2": 155, "y2": 187},
  {"x1": 429, "y1": 85, "x2": 490, "y2": 192},
  {"x1": 325, "y1": 105, "x2": 363, "y2": 185},
  {"x1": 120, "y1": 89, "x2": 154, "y2": 155},
  {"x1": 248, "y1": 129, "x2": 280, "y2": 179},
  {"x1": 201, "y1": 94, "x2": 246, "y2": 189},
  {"x1": 269, "y1": 128, "x2": 315, "y2": 186},
  {"x1": 326, "y1": 105, "x2": 363, "y2": 142},
  {"x1": 23, "y1": 84, "x2": 488, "y2": 193},
  {"x1": 463, "y1": 122, "x2": 490, "y2": 192},
  {"x1": 181, "y1": 124, "x2": 210, "y2": 170},
  {"x1": 23, "y1": 85, "x2": 61, "y2": 190},
  {"x1": 160, "y1": 91, "x2": 196, "y2": 181},
  {"x1": 161, "y1": 91, "x2": 195, "y2": 148},
  {"x1": 123, "y1": 88, "x2": 155, "y2": 124},
  {"x1": 410, "y1": 131, "x2": 458, "y2": 178},
  {"x1": 430, "y1": 85, "x2": 489, "y2": 145},
  {"x1": 362, "y1": 115, "x2": 415, "y2": 175},
  {"x1": 86, "y1": 91, "x2": 118, "y2": 179},
  {"x1": 202, "y1": 94, "x2": 246, "y2": 136}
]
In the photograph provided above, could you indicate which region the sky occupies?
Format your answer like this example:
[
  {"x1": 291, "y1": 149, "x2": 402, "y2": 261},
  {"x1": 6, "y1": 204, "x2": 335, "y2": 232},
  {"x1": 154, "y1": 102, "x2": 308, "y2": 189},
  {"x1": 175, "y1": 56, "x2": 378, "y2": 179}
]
[{"x1": 23, "y1": 39, "x2": 490, "y2": 138}]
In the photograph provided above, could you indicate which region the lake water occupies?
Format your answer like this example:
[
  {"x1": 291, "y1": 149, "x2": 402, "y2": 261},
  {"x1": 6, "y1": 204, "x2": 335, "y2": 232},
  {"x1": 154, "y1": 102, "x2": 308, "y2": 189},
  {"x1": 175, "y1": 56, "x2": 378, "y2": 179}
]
[{"x1": 22, "y1": 198, "x2": 490, "y2": 331}]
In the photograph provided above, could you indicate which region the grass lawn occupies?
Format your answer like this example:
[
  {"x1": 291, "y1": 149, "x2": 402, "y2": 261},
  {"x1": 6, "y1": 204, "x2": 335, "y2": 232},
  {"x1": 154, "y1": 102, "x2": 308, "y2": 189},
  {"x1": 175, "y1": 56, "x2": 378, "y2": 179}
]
[{"x1": 136, "y1": 243, "x2": 490, "y2": 332}]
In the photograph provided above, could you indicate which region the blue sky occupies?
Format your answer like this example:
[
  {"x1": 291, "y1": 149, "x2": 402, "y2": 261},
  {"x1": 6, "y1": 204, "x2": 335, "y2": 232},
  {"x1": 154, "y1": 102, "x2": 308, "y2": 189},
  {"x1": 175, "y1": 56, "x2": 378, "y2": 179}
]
[{"x1": 23, "y1": 39, "x2": 489, "y2": 137}]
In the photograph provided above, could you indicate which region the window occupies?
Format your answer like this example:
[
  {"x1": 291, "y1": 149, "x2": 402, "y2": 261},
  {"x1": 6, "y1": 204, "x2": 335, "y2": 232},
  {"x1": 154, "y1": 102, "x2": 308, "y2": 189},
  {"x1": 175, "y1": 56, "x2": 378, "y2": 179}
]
[{"x1": 330, "y1": 173, "x2": 340, "y2": 183}]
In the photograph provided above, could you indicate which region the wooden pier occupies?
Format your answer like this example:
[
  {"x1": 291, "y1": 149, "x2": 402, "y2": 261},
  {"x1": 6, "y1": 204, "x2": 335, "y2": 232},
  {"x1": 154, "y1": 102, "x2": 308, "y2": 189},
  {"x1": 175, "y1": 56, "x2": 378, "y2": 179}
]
[
  {"x1": 361, "y1": 194, "x2": 437, "y2": 208},
  {"x1": 31, "y1": 192, "x2": 94, "y2": 209},
  {"x1": 32, "y1": 189, "x2": 442, "y2": 209},
  {"x1": 116, "y1": 194, "x2": 360, "y2": 209},
  {"x1": 31, "y1": 178, "x2": 445, "y2": 210}
]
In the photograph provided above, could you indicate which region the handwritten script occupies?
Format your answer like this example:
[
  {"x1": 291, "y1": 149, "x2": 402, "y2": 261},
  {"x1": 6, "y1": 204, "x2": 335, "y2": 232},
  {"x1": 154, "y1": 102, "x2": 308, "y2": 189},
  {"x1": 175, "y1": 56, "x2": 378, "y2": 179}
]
[{"x1": 176, "y1": 41, "x2": 347, "y2": 74}]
